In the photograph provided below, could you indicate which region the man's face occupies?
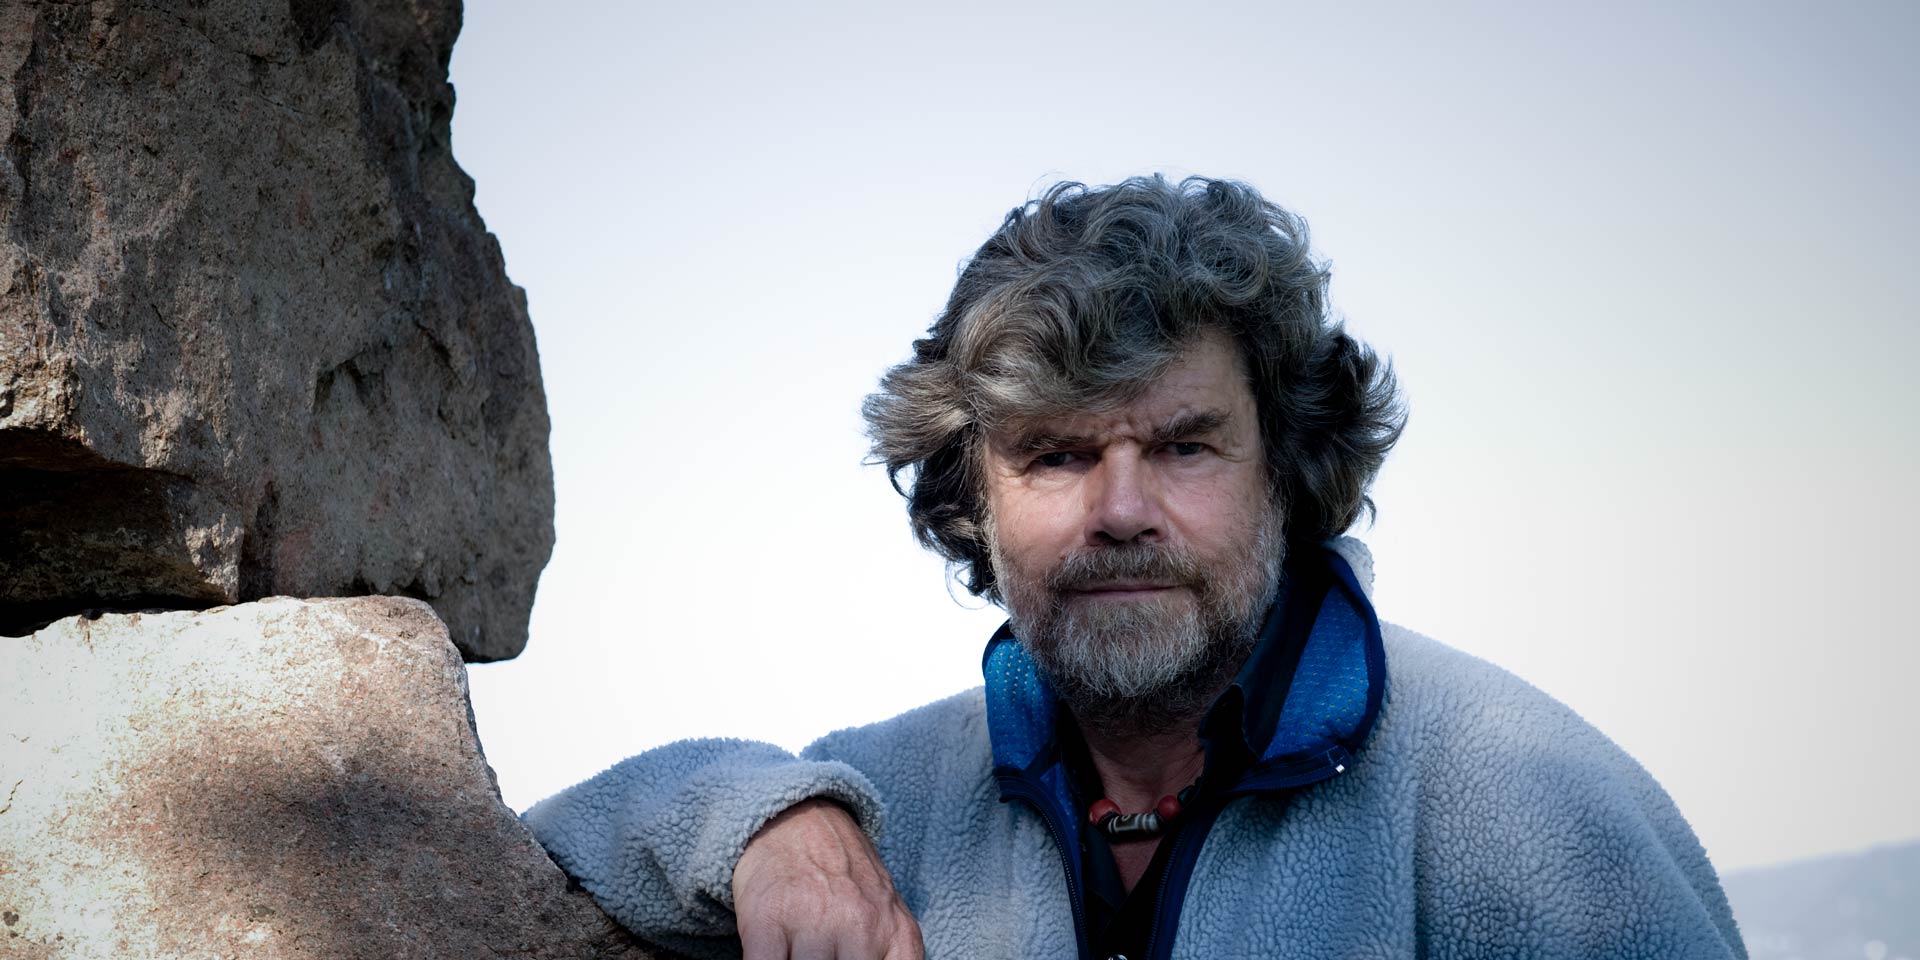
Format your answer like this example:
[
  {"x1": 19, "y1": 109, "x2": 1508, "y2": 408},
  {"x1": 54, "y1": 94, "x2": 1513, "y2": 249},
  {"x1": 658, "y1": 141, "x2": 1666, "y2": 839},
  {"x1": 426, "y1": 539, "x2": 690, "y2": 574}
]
[{"x1": 981, "y1": 330, "x2": 1284, "y2": 731}]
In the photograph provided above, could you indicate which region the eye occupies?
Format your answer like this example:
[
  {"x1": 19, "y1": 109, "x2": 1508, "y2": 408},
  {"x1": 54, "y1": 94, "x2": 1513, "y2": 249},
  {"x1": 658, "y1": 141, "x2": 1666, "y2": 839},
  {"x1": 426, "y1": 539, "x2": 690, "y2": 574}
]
[
  {"x1": 1031, "y1": 450, "x2": 1079, "y2": 469},
  {"x1": 1165, "y1": 441, "x2": 1207, "y2": 458}
]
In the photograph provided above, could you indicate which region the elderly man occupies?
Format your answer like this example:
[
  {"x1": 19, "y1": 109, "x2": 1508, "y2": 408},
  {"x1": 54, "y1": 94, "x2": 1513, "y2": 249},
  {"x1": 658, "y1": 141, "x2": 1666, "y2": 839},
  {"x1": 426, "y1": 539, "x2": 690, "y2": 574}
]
[{"x1": 525, "y1": 177, "x2": 1745, "y2": 960}]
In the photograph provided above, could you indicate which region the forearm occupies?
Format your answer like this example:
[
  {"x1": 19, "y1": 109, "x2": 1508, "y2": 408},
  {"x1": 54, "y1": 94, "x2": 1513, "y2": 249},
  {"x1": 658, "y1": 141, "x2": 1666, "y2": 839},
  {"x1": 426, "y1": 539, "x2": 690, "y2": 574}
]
[{"x1": 521, "y1": 738, "x2": 886, "y2": 956}]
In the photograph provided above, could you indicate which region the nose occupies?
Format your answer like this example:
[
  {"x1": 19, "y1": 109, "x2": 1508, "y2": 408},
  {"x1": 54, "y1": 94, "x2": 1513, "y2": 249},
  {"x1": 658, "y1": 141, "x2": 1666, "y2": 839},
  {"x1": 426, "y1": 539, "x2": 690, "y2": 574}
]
[{"x1": 1085, "y1": 449, "x2": 1164, "y2": 545}]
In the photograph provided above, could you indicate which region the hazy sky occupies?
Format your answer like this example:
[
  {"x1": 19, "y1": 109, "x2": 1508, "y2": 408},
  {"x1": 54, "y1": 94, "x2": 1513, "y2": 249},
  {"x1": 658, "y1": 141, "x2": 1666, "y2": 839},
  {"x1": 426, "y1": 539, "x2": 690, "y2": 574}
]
[{"x1": 450, "y1": 1, "x2": 1918, "y2": 873}]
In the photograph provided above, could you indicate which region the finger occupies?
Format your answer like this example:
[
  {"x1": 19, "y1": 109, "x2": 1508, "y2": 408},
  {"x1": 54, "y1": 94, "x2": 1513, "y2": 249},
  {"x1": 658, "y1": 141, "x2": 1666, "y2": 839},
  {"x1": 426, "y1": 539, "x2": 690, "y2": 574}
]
[
  {"x1": 739, "y1": 918, "x2": 790, "y2": 960},
  {"x1": 815, "y1": 903, "x2": 887, "y2": 960},
  {"x1": 881, "y1": 935, "x2": 925, "y2": 960},
  {"x1": 787, "y1": 927, "x2": 838, "y2": 960},
  {"x1": 882, "y1": 911, "x2": 925, "y2": 960}
]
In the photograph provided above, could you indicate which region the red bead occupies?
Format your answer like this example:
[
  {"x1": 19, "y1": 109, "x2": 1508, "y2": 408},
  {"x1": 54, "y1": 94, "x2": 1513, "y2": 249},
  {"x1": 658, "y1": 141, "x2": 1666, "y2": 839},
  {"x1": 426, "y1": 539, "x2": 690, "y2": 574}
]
[
  {"x1": 1088, "y1": 799, "x2": 1121, "y2": 825},
  {"x1": 1156, "y1": 795, "x2": 1182, "y2": 821}
]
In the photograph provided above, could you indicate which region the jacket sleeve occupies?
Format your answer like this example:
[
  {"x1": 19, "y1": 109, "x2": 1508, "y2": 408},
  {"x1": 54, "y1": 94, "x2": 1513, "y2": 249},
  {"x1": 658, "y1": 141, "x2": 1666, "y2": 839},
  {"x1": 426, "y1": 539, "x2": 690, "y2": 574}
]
[{"x1": 520, "y1": 737, "x2": 887, "y2": 958}]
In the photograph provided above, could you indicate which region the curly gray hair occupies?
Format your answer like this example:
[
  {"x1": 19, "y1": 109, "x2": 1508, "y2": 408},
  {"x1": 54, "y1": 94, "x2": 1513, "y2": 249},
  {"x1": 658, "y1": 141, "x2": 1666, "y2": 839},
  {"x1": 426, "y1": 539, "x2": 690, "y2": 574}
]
[{"x1": 862, "y1": 175, "x2": 1405, "y2": 602}]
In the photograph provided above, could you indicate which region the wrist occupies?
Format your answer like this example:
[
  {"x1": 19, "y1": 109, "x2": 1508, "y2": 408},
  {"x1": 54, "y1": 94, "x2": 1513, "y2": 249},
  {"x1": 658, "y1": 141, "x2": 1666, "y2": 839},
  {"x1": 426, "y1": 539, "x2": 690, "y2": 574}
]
[{"x1": 734, "y1": 797, "x2": 864, "y2": 893}]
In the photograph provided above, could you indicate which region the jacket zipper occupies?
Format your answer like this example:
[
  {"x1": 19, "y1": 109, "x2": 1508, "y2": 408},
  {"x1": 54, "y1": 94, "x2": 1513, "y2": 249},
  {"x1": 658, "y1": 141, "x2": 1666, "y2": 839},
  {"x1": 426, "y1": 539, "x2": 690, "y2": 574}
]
[
  {"x1": 998, "y1": 775, "x2": 1094, "y2": 960},
  {"x1": 1234, "y1": 746, "x2": 1352, "y2": 793},
  {"x1": 995, "y1": 755, "x2": 1350, "y2": 960},
  {"x1": 1142, "y1": 815, "x2": 1197, "y2": 960},
  {"x1": 1137, "y1": 752, "x2": 1351, "y2": 960}
]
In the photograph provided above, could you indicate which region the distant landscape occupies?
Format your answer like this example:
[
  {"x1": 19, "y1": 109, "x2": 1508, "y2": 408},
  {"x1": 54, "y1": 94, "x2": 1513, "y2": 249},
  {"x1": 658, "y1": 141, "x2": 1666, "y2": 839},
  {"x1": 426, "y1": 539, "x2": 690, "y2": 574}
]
[{"x1": 1725, "y1": 839, "x2": 1919, "y2": 960}]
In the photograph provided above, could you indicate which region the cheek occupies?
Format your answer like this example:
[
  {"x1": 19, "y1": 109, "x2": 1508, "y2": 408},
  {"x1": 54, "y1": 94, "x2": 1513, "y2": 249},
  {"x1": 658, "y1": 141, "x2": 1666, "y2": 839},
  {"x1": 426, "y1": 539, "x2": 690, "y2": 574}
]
[
  {"x1": 1173, "y1": 473, "x2": 1270, "y2": 546},
  {"x1": 986, "y1": 493, "x2": 1078, "y2": 565}
]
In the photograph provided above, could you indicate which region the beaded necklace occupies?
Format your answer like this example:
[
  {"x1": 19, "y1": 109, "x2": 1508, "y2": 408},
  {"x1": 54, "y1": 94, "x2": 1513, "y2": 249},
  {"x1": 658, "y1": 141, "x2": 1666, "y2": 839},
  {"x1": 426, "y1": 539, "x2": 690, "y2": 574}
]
[{"x1": 1086, "y1": 783, "x2": 1200, "y2": 839}]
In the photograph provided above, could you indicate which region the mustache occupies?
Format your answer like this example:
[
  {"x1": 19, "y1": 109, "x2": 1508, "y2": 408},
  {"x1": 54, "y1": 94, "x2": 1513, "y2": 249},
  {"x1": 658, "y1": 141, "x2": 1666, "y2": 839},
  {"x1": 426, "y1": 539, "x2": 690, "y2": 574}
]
[{"x1": 1045, "y1": 542, "x2": 1204, "y2": 594}]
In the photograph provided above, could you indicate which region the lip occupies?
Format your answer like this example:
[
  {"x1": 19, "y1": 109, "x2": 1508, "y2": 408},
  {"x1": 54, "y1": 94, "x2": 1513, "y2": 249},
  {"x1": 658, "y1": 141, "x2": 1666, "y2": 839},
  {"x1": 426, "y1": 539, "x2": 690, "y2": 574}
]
[{"x1": 1070, "y1": 583, "x2": 1179, "y2": 597}]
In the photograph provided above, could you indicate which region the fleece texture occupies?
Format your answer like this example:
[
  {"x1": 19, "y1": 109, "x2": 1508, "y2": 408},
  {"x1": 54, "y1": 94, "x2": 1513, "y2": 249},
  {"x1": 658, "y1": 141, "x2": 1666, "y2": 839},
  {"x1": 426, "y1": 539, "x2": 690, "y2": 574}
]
[{"x1": 523, "y1": 539, "x2": 1745, "y2": 959}]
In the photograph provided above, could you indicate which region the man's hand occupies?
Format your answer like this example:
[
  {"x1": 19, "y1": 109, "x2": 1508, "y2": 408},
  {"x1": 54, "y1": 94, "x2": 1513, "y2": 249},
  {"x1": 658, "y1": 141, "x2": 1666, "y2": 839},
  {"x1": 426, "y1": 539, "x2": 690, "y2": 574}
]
[{"x1": 731, "y1": 798, "x2": 925, "y2": 960}]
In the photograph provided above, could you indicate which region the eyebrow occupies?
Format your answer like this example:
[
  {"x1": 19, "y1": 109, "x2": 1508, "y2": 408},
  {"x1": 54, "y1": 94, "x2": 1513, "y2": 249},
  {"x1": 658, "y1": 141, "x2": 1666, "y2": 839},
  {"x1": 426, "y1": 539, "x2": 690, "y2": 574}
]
[
  {"x1": 1008, "y1": 408, "x2": 1234, "y2": 454},
  {"x1": 1149, "y1": 409, "x2": 1231, "y2": 446}
]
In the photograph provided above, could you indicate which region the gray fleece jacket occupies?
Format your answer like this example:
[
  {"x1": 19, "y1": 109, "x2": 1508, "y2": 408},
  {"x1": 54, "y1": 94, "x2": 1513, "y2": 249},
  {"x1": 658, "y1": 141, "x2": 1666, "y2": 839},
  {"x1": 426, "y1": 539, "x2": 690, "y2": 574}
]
[{"x1": 523, "y1": 540, "x2": 1746, "y2": 959}]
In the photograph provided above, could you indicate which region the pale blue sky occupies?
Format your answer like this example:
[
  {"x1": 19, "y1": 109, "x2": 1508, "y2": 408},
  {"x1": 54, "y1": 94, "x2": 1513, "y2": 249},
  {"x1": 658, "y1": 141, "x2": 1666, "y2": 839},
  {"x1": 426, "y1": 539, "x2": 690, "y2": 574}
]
[{"x1": 452, "y1": 1, "x2": 1918, "y2": 872}]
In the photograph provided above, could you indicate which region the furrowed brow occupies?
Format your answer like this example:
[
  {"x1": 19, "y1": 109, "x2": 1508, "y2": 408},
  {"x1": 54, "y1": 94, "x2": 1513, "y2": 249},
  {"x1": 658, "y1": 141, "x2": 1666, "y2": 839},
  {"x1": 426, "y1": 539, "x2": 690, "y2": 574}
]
[
  {"x1": 1010, "y1": 429, "x2": 1091, "y2": 454},
  {"x1": 1148, "y1": 409, "x2": 1231, "y2": 446}
]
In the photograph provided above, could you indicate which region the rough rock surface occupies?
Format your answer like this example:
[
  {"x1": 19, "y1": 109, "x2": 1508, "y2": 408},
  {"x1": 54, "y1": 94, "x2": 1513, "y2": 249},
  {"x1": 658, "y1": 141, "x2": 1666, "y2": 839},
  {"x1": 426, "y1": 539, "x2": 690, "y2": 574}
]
[
  {"x1": 0, "y1": 0, "x2": 553, "y2": 660},
  {"x1": 0, "y1": 597, "x2": 652, "y2": 959}
]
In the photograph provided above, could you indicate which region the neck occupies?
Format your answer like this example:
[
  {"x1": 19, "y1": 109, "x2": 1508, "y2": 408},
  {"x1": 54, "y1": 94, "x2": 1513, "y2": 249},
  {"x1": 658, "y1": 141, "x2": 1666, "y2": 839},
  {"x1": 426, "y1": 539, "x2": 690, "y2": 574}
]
[
  {"x1": 1066, "y1": 648, "x2": 1246, "y2": 810},
  {"x1": 1054, "y1": 636, "x2": 1252, "y2": 802},
  {"x1": 1077, "y1": 719, "x2": 1206, "y2": 813}
]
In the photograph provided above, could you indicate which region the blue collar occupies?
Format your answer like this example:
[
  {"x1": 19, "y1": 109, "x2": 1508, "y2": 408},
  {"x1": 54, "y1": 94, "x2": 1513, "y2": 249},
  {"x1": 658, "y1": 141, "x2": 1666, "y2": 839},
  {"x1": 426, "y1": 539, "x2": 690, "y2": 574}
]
[{"x1": 982, "y1": 541, "x2": 1388, "y2": 790}]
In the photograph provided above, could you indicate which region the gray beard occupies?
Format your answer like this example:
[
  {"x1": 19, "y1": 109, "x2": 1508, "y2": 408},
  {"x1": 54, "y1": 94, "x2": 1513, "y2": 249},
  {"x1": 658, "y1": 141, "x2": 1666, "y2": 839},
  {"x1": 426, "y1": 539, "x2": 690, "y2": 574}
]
[{"x1": 991, "y1": 503, "x2": 1287, "y2": 740}]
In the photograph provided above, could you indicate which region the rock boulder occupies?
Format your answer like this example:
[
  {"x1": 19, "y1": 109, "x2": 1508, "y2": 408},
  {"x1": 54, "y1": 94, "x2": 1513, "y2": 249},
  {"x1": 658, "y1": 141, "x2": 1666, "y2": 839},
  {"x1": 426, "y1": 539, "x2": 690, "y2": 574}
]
[
  {"x1": 0, "y1": 0, "x2": 553, "y2": 660},
  {"x1": 0, "y1": 597, "x2": 651, "y2": 959}
]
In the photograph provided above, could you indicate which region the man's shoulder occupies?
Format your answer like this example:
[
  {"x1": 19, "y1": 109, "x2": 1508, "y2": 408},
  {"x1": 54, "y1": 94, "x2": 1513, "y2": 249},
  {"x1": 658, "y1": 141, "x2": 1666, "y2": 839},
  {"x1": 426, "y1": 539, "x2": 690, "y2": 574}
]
[
  {"x1": 1344, "y1": 624, "x2": 1741, "y2": 952},
  {"x1": 1368, "y1": 622, "x2": 1703, "y2": 849},
  {"x1": 802, "y1": 687, "x2": 990, "y2": 770},
  {"x1": 1377, "y1": 621, "x2": 1620, "y2": 751}
]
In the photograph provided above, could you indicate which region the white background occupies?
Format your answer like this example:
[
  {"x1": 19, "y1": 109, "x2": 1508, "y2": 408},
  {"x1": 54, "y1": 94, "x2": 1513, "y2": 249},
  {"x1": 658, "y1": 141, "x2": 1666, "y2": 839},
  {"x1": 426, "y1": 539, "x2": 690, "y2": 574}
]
[{"x1": 451, "y1": 1, "x2": 1919, "y2": 873}]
